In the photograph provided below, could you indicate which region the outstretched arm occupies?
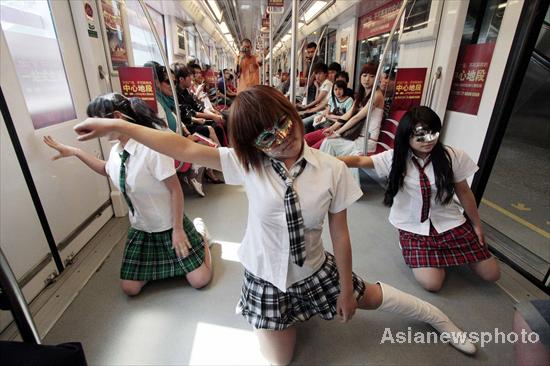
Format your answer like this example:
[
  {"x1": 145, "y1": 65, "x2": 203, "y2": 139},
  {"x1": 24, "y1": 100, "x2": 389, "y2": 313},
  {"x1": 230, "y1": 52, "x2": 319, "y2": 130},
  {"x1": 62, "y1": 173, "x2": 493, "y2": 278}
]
[
  {"x1": 328, "y1": 210, "x2": 357, "y2": 322},
  {"x1": 338, "y1": 155, "x2": 374, "y2": 169},
  {"x1": 43, "y1": 136, "x2": 107, "y2": 176},
  {"x1": 74, "y1": 118, "x2": 222, "y2": 171}
]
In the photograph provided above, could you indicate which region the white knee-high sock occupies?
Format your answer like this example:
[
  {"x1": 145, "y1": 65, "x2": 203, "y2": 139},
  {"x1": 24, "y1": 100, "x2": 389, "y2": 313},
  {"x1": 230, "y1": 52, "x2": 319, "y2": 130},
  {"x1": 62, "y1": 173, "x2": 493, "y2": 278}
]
[{"x1": 377, "y1": 282, "x2": 476, "y2": 354}]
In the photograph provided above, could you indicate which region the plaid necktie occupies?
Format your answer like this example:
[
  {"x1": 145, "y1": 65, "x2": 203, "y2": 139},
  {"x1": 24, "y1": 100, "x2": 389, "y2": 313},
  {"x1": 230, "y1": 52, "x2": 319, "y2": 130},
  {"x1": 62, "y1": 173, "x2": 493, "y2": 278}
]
[
  {"x1": 412, "y1": 157, "x2": 431, "y2": 223},
  {"x1": 119, "y1": 150, "x2": 134, "y2": 215},
  {"x1": 271, "y1": 159, "x2": 307, "y2": 267}
]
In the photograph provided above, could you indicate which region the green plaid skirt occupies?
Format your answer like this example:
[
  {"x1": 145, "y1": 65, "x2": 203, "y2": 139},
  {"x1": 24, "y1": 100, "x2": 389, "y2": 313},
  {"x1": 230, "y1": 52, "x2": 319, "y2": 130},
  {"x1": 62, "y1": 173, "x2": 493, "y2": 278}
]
[{"x1": 120, "y1": 215, "x2": 205, "y2": 281}]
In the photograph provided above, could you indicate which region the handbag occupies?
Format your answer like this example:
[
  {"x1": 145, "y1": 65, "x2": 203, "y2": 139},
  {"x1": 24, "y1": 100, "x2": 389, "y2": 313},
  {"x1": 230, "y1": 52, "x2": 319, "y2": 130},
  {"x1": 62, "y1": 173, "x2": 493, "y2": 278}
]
[{"x1": 340, "y1": 119, "x2": 364, "y2": 140}]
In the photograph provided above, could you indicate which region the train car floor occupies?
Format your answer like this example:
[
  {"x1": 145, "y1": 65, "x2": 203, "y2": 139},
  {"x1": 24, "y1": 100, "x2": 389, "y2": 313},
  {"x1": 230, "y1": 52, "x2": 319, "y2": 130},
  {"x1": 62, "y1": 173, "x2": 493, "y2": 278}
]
[{"x1": 42, "y1": 180, "x2": 535, "y2": 365}]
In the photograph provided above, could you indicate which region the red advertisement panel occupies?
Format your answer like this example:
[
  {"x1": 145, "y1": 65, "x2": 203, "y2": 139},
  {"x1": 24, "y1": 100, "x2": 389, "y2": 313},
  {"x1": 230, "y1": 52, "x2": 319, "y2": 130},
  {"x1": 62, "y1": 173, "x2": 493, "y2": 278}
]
[
  {"x1": 357, "y1": 0, "x2": 400, "y2": 41},
  {"x1": 447, "y1": 42, "x2": 496, "y2": 115},
  {"x1": 267, "y1": 0, "x2": 284, "y2": 7},
  {"x1": 392, "y1": 68, "x2": 427, "y2": 111},
  {"x1": 101, "y1": 0, "x2": 128, "y2": 70},
  {"x1": 118, "y1": 67, "x2": 157, "y2": 113}
]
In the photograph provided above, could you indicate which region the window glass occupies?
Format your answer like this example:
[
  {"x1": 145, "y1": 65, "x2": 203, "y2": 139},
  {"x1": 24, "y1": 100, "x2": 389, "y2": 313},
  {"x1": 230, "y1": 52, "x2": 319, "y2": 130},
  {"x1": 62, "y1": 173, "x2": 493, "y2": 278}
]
[
  {"x1": 126, "y1": 1, "x2": 166, "y2": 67},
  {"x1": 0, "y1": 0, "x2": 76, "y2": 129}
]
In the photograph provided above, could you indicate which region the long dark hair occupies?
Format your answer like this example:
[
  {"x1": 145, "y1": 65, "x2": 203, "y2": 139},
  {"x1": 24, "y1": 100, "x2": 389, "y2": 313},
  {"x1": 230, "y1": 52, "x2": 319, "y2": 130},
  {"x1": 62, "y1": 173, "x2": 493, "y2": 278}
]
[
  {"x1": 354, "y1": 62, "x2": 378, "y2": 111},
  {"x1": 384, "y1": 106, "x2": 454, "y2": 206},
  {"x1": 86, "y1": 93, "x2": 166, "y2": 130}
]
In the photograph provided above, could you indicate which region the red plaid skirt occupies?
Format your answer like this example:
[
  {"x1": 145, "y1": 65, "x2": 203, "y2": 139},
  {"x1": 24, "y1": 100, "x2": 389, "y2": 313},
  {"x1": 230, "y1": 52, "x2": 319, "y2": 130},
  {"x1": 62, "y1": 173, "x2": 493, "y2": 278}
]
[{"x1": 398, "y1": 220, "x2": 492, "y2": 268}]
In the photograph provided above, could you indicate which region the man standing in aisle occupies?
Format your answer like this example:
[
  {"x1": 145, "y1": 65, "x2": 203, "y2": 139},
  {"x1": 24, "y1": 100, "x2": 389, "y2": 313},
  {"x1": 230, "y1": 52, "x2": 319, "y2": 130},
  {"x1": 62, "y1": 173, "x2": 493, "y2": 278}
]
[{"x1": 237, "y1": 38, "x2": 262, "y2": 93}]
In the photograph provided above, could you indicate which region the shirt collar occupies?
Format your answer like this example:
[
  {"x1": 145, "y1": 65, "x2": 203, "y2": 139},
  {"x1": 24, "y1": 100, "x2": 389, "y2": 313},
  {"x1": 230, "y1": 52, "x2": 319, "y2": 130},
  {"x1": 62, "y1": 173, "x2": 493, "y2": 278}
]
[
  {"x1": 119, "y1": 138, "x2": 138, "y2": 156},
  {"x1": 262, "y1": 142, "x2": 320, "y2": 170},
  {"x1": 409, "y1": 151, "x2": 431, "y2": 164}
]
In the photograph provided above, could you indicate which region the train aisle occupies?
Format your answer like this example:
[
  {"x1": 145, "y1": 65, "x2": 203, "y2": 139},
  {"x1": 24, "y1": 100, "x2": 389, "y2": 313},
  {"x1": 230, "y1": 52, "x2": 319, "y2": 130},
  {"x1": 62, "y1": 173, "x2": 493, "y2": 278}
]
[{"x1": 44, "y1": 179, "x2": 517, "y2": 365}]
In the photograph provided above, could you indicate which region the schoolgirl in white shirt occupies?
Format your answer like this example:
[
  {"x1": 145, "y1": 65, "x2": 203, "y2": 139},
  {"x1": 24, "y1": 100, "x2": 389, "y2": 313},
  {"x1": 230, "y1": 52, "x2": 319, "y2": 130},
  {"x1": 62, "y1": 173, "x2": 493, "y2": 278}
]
[
  {"x1": 44, "y1": 93, "x2": 212, "y2": 296},
  {"x1": 341, "y1": 106, "x2": 501, "y2": 292},
  {"x1": 74, "y1": 86, "x2": 476, "y2": 364}
]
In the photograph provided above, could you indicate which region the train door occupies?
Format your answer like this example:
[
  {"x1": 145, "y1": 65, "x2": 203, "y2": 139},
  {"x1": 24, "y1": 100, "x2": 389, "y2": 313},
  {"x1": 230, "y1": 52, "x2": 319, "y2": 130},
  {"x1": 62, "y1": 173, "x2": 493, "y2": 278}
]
[{"x1": 0, "y1": 0, "x2": 112, "y2": 313}]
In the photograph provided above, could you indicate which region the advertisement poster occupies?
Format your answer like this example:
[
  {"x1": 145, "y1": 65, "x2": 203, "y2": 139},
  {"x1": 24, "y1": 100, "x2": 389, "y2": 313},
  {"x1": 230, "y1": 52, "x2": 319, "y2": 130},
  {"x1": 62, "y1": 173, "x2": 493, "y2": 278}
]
[
  {"x1": 118, "y1": 67, "x2": 157, "y2": 113},
  {"x1": 101, "y1": 0, "x2": 128, "y2": 70},
  {"x1": 357, "y1": 0, "x2": 400, "y2": 40},
  {"x1": 339, "y1": 35, "x2": 348, "y2": 69},
  {"x1": 447, "y1": 42, "x2": 496, "y2": 115},
  {"x1": 392, "y1": 68, "x2": 427, "y2": 111}
]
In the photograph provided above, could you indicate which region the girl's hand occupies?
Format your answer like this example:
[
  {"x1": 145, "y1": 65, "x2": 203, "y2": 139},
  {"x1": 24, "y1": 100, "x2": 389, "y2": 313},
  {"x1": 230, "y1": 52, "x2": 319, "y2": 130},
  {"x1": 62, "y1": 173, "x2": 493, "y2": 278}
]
[
  {"x1": 74, "y1": 117, "x2": 118, "y2": 141},
  {"x1": 172, "y1": 228, "x2": 191, "y2": 258},
  {"x1": 323, "y1": 127, "x2": 335, "y2": 136},
  {"x1": 473, "y1": 223, "x2": 486, "y2": 246},
  {"x1": 327, "y1": 130, "x2": 341, "y2": 139},
  {"x1": 336, "y1": 289, "x2": 357, "y2": 322},
  {"x1": 43, "y1": 136, "x2": 77, "y2": 160}
]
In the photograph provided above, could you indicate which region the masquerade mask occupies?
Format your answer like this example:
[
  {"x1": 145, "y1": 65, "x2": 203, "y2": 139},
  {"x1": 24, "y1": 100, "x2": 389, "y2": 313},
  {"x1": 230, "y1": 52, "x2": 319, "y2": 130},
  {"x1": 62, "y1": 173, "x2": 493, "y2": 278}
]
[
  {"x1": 412, "y1": 126, "x2": 439, "y2": 143},
  {"x1": 255, "y1": 116, "x2": 293, "y2": 150}
]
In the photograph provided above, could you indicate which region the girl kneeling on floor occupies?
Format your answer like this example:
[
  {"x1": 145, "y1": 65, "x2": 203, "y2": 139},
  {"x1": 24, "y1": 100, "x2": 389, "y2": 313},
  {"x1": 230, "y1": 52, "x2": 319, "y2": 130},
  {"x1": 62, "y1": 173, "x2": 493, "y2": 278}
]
[
  {"x1": 44, "y1": 93, "x2": 212, "y2": 296},
  {"x1": 73, "y1": 86, "x2": 476, "y2": 364},
  {"x1": 340, "y1": 106, "x2": 500, "y2": 292}
]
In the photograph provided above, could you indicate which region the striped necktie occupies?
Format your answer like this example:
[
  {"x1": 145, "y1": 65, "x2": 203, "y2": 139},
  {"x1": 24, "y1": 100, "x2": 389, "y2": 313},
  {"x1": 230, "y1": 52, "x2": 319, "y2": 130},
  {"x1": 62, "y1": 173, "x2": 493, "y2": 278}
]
[
  {"x1": 119, "y1": 150, "x2": 134, "y2": 215},
  {"x1": 412, "y1": 157, "x2": 432, "y2": 223},
  {"x1": 271, "y1": 159, "x2": 308, "y2": 267}
]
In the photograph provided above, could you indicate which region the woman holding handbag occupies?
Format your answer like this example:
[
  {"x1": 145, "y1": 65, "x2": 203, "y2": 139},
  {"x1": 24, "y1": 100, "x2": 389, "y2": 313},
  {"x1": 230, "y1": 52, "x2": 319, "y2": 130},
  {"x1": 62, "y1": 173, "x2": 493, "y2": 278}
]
[{"x1": 319, "y1": 63, "x2": 384, "y2": 183}]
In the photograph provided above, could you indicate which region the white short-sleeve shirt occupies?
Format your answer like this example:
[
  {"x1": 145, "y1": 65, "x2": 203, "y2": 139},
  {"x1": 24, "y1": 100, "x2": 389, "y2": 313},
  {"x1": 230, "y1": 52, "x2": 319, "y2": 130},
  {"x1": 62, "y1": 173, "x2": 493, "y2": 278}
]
[
  {"x1": 371, "y1": 146, "x2": 478, "y2": 235},
  {"x1": 219, "y1": 145, "x2": 363, "y2": 291},
  {"x1": 105, "y1": 139, "x2": 177, "y2": 232},
  {"x1": 318, "y1": 79, "x2": 333, "y2": 104}
]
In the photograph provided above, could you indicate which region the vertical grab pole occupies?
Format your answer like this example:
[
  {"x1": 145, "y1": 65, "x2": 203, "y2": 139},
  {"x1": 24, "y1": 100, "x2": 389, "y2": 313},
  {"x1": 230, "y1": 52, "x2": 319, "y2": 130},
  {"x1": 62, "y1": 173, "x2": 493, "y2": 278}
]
[
  {"x1": 363, "y1": 0, "x2": 409, "y2": 155},
  {"x1": 269, "y1": 13, "x2": 273, "y2": 86},
  {"x1": 0, "y1": 248, "x2": 41, "y2": 344},
  {"x1": 137, "y1": 0, "x2": 184, "y2": 170},
  {"x1": 289, "y1": 0, "x2": 299, "y2": 102}
]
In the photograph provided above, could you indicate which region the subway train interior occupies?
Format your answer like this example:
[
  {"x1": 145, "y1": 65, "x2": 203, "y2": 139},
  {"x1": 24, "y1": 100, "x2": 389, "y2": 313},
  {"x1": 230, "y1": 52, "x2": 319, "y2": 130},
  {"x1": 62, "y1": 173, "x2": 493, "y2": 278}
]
[{"x1": 0, "y1": 0, "x2": 549, "y2": 365}]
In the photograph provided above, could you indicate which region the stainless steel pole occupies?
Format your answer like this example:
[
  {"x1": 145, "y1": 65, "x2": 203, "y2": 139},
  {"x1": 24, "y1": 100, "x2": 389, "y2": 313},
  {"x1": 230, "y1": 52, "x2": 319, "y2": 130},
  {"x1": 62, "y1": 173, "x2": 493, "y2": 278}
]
[
  {"x1": 363, "y1": 0, "x2": 409, "y2": 155},
  {"x1": 289, "y1": 0, "x2": 299, "y2": 102},
  {"x1": 0, "y1": 248, "x2": 41, "y2": 344},
  {"x1": 138, "y1": 0, "x2": 184, "y2": 170},
  {"x1": 269, "y1": 14, "x2": 273, "y2": 86}
]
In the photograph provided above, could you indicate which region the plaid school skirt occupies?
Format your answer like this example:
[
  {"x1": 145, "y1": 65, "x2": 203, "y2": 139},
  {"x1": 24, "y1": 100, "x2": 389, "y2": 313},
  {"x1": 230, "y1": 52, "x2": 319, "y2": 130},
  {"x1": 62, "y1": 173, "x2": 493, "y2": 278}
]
[
  {"x1": 236, "y1": 252, "x2": 366, "y2": 330},
  {"x1": 120, "y1": 215, "x2": 205, "y2": 281},
  {"x1": 399, "y1": 220, "x2": 492, "y2": 268}
]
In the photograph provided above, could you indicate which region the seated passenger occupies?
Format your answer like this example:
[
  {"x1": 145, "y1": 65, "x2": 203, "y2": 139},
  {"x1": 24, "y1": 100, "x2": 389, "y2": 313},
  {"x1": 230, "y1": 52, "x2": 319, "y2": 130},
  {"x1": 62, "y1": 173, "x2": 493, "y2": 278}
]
[
  {"x1": 298, "y1": 63, "x2": 332, "y2": 133},
  {"x1": 335, "y1": 71, "x2": 354, "y2": 98},
  {"x1": 304, "y1": 80, "x2": 354, "y2": 148},
  {"x1": 173, "y1": 62, "x2": 227, "y2": 150},
  {"x1": 75, "y1": 86, "x2": 477, "y2": 364},
  {"x1": 319, "y1": 62, "x2": 385, "y2": 182},
  {"x1": 217, "y1": 69, "x2": 237, "y2": 106},
  {"x1": 277, "y1": 71, "x2": 290, "y2": 95},
  {"x1": 44, "y1": 94, "x2": 212, "y2": 296},
  {"x1": 340, "y1": 106, "x2": 501, "y2": 292}
]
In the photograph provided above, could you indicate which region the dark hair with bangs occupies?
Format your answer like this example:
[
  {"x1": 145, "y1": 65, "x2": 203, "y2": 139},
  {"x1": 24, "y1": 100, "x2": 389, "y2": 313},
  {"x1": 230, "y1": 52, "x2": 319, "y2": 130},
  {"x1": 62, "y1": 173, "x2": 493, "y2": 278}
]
[
  {"x1": 228, "y1": 85, "x2": 303, "y2": 173},
  {"x1": 354, "y1": 62, "x2": 379, "y2": 109},
  {"x1": 86, "y1": 93, "x2": 166, "y2": 130},
  {"x1": 384, "y1": 106, "x2": 454, "y2": 207}
]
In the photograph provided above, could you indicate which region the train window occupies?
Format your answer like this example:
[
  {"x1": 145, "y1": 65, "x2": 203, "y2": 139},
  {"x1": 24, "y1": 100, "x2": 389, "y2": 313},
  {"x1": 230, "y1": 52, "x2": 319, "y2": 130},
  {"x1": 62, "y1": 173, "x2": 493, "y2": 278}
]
[
  {"x1": 0, "y1": 0, "x2": 76, "y2": 129},
  {"x1": 187, "y1": 30, "x2": 197, "y2": 60},
  {"x1": 461, "y1": 0, "x2": 507, "y2": 44},
  {"x1": 126, "y1": 1, "x2": 166, "y2": 67},
  {"x1": 403, "y1": 0, "x2": 431, "y2": 33}
]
